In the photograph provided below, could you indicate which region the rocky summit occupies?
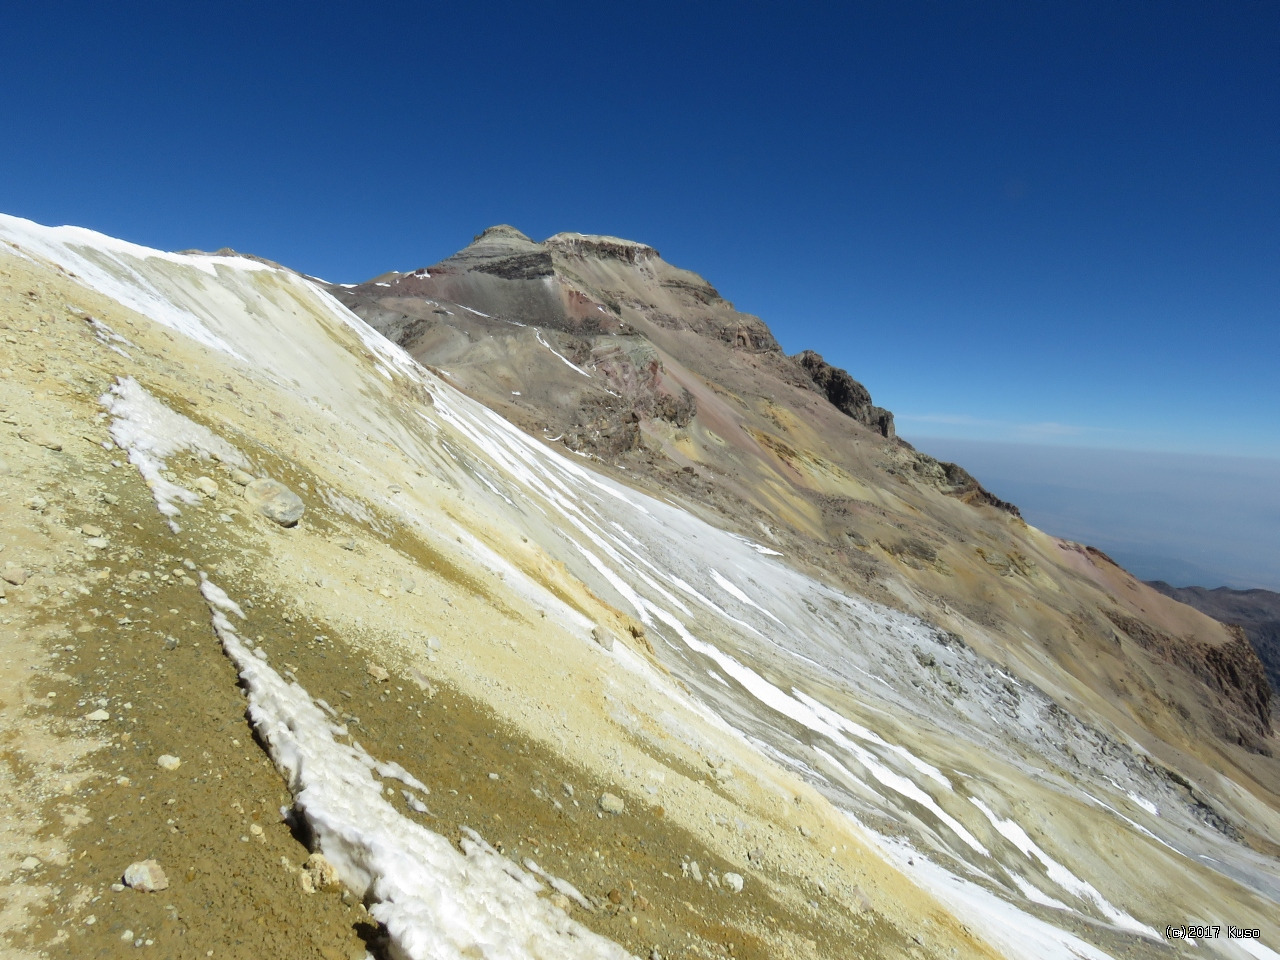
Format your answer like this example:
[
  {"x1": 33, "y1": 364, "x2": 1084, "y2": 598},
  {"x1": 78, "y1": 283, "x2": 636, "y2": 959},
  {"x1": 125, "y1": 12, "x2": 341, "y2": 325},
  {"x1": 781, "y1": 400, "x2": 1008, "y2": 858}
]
[{"x1": 0, "y1": 213, "x2": 1276, "y2": 960}]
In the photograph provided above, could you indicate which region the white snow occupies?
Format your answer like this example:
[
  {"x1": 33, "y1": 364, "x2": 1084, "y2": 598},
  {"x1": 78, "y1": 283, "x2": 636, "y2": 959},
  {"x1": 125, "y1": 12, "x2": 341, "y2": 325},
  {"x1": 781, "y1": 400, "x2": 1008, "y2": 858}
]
[
  {"x1": 0, "y1": 213, "x2": 262, "y2": 358},
  {"x1": 709, "y1": 569, "x2": 783, "y2": 624},
  {"x1": 199, "y1": 576, "x2": 635, "y2": 960},
  {"x1": 865, "y1": 830, "x2": 1123, "y2": 960},
  {"x1": 534, "y1": 329, "x2": 592, "y2": 378},
  {"x1": 970, "y1": 799, "x2": 1157, "y2": 938},
  {"x1": 101, "y1": 377, "x2": 248, "y2": 531}
]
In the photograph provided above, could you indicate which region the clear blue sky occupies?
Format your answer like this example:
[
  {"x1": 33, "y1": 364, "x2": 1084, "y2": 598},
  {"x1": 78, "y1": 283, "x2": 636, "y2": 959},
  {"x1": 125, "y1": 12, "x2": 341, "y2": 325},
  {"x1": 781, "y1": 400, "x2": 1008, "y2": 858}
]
[{"x1": 2, "y1": 1, "x2": 1276, "y2": 460}]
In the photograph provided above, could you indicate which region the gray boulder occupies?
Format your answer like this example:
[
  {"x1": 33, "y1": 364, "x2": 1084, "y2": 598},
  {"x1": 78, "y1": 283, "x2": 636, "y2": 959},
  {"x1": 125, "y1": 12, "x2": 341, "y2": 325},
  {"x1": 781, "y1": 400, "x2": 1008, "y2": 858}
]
[{"x1": 243, "y1": 478, "x2": 305, "y2": 527}]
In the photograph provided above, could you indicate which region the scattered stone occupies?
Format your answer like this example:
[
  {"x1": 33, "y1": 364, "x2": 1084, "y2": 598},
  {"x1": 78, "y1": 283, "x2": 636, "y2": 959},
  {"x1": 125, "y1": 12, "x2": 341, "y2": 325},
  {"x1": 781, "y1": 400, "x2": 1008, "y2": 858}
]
[
  {"x1": 19, "y1": 856, "x2": 40, "y2": 871},
  {"x1": 304, "y1": 853, "x2": 340, "y2": 892},
  {"x1": 85, "y1": 536, "x2": 109, "y2": 549},
  {"x1": 243, "y1": 478, "x2": 305, "y2": 526},
  {"x1": 367, "y1": 663, "x2": 390, "y2": 683},
  {"x1": 123, "y1": 859, "x2": 169, "y2": 892},
  {"x1": 84, "y1": 709, "x2": 110, "y2": 722},
  {"x1": 24, "y1": 496, "x2": 47, "y2": 512},
  {"x1": 229, "y1": 469, "x2": 254, "y2": 486},
  {"x1": 298, "y1": 871, "x2": 316, "y2": 894},
  {"x1": 599, "y1": 792, "x2": 625, "y2": 815},
  {"x1": 591, "y1": 625, "x2": 615, "y2": 651},
  {"x1": 723, "y1": 872, "x2": 744, "y2": 893},
  {"x1": 163, "y1": 636, "x2": 178, "y2": 650},
  {"x1": 192, "y1": 476, "x2": 219, "y2": 498},
  {"x1": 80, "y1": 524, "x2": 104, "y2": 537},
  {"x1": 607, "y1": 888, "x2": 623, "y2": 904},
  {"x1": 17, "y1": 429, "x2": 62, "y2": 451},
  {"x1": 688, "y1": 860, "x2": 703, "y2": 883},
  {"x1": 561, "y1": 782, "x2": 574, "y2": 798},
  {"x1": 549, "y1": 893, "x2": 572, "y2": 912},
  {"x1": 120, "y1": 929, "x2": 134, "y2": 942},
  {"x1": 250, "y1": 824, "x2": 263, "y2": 837},
  {"x1": 2, "y1": 564, "x2": 27, "y2": 586},
  {"x1": 340, "y1": 538, "x2": 356, "y2": 550},
  {"x1": 156, "y1": 755, "x2": 181, "y2": 771}
]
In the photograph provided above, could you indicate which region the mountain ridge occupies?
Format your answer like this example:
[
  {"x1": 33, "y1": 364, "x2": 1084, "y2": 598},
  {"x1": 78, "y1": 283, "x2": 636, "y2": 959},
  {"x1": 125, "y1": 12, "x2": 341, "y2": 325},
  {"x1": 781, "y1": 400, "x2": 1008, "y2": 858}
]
[{"x1": 1, "y1": 212, "x2": 1277, "y2": 960}]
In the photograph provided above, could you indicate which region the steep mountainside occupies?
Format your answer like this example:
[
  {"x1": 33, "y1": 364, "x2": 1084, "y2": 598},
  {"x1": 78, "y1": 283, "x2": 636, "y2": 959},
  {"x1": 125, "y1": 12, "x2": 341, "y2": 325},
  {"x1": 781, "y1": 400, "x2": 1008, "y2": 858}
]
[
  {"x1": 336, "y1": 227, "x2": 1275, "y2": 762},
  {"x1": 1148, "y1": 582, "x2": 1280, "y2": 699},
  {"x1": 1, "y1": 214, "x2": 1277, "y2": 960}
]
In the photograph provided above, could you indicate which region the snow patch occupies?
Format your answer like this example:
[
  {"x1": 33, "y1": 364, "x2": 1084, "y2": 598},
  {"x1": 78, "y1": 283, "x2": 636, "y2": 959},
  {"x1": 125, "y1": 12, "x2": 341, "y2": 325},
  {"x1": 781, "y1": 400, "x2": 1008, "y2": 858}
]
[
  {"x1": 102, "y1": 377, "x2": 248, "y2": 531},
  {"x1": 198, "y1": 577, "x2": 635, "y2": 960}
]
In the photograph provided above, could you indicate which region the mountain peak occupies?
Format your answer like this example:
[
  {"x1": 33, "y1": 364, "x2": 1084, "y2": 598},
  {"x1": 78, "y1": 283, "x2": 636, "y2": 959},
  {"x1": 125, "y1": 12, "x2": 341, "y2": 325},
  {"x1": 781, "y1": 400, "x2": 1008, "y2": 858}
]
[{"x1": 472, "y1": 224, "x2": 532, "y2": 244}]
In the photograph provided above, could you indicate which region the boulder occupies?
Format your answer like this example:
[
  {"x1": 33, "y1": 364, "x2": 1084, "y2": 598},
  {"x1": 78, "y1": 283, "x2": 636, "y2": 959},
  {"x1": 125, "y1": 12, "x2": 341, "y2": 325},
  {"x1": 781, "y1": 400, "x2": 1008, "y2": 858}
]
[
  {"x1": 243, "y1": 478, "x2": 305, "y2": 527},
  {"x1": 123, "y1": 860, "x2": 169, "y2": 892}
]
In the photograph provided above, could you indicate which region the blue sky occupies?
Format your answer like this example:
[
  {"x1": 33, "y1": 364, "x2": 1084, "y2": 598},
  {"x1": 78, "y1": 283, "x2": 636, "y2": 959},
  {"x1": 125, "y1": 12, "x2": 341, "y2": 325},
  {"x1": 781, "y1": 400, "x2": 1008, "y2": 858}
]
[{"x1": 2, "y1": 2, "x2": 1277, "y2": 582}]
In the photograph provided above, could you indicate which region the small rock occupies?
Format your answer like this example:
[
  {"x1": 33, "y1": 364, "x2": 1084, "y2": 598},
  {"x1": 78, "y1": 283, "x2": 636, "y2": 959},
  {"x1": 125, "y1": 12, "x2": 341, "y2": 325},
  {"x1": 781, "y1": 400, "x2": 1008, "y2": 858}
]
[
  {"x1": 18, "y1": 429, "x2": 62, "y2": 452},
  {"x1": 242, "y1": 478, "x2": 305, "y2": 527},
  {"x1": 723, "y1": 872, "x2": 744, "y2": 893},
  {"x1": 120, "y1": 929, "x2": 134, "y2": 942},
  {"x1": 561, "y1": 782, "x2": 574, "y2": 798},
  {"x1": 229, "y1": 469, "x2": 254, "y2": 486},
  {"x1": 250, "y1": 824, "x2": 263, "y2": 837},
  {"x1": 367, "y1": 664, "x2": 390, "y2": 683},
  {"x1": 599, "y1": 792, "x2": 625, "y2": 815},
  {"x1": 163, "y1": 636, "x2": 178, "y2": 650},
  {"x1": 607, "y1": 888, "x2": 622, "y2": 904},
  {"x1": 340, "y1": 538, "x2": 356, "y2": 550},
  {"x1": 591, "y1": 625, "x2": 615, "y2": 652},
  {"x1": 123, "y1": 859, "x2": 169, "y2": 892},
  {"x1": 688, "y1": 860, "x2": 703, "y2": 883},
  {"x1": 2, "y1": 564, "x2": 28, "y2": 586},
  {"x1": 19, "y1": 856, "x2": 40, "y2": 871},
  {"x1": 84, "y1": 709, "x2": 110, "y2": 722},
  {"x1": 80, "y1": 524, "x2": 104, "y2": 537},
  {"x1": 550, "y1": 893, "x2": 572, "y2": 912},
  {"x1": 85, "y1": 536, "x2": 109, "y2": 549},
  {"x1": 192, "y1": 476, "x2": 219, "y2": 498},
  {"x1": 156, "y1": 755, "x2": 181, "y2": 771},
  {"x1": 24, "y1": 496, "x2": 47, "y2": 513},
  {"x1": 298, "y1": 871, "x2": 316, "y2": 894},
  {"x1": 304, "y1": 853, "x2": 340, "y2": 892}
]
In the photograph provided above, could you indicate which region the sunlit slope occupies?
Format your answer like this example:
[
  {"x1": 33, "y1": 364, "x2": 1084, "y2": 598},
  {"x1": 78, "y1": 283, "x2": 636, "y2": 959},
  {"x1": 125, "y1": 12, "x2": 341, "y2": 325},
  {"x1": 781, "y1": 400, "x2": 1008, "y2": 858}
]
[
  {"x1": 1, "y1": 213, "x2": 1276, "y2": 959},
  {"x1": 344, "y1": 227, "x2": 1276, "y2": 785}
]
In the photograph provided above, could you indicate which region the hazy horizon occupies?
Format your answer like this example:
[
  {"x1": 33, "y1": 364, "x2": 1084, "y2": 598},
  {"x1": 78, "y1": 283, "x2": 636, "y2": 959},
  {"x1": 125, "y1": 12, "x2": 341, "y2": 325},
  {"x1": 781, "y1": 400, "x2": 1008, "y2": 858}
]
[{"x1": 908, "y1": 436, "x2": 1280, "y2": 592}]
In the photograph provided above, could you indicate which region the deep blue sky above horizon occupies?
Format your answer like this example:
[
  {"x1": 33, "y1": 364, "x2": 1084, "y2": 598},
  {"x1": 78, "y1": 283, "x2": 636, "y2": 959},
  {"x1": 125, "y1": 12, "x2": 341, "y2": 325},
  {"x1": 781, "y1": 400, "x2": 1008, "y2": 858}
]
[
  {"x1": 3, "y1": 2, "x2": 1279, "y2": 585},
  {"x1": 2, "y1": 1, "x2": 1275, "y2": 457}
]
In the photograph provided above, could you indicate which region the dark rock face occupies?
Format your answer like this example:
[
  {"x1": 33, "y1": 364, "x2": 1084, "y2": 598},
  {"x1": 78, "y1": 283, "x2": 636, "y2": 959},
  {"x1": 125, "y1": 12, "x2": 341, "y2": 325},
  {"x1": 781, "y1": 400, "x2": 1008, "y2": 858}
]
[
  {"x1": 794, "y1": 350, "x2": 894, "y2": 438},
  {"x1": 1103, "y1": 608, "x2": 1273, "y2": 752},
  {"x1": 1147, "y1": 582, "x2": 1280, "y2": 699}
]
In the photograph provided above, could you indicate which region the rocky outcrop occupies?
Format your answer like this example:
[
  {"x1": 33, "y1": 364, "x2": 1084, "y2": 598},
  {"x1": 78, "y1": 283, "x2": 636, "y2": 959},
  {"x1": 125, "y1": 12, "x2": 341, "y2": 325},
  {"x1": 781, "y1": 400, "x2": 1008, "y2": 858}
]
[
  {"x1": 907, "y1": 454, "x2": 1022, "y2": 516},
  {"x1": 1147, "y1": 582, "x2": 1280, "y2": 698},
  {"x1": 795, "y1": 350, "x2": 894, "y2": 438},
  {"x1": 1104, "y1": 609, "x2": 1273, "y2": 752},
  {"x1": 544, "y1": 232, "x2": 658, "y2": 264}
]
